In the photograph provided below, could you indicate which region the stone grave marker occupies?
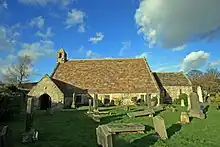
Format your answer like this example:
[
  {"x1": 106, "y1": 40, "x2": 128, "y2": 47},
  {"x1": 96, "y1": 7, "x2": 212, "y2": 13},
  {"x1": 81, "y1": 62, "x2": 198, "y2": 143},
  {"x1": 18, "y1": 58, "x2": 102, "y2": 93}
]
[
  {"x1": 106, "y1": 123, "x2": 145, "y2": 134},
  {"x1": 96, "y1": 125, "x2": 113, "y2": 147},
  {"x1": 179, "y1": 112, "x2": 190, "y2": 124},
  {"x1": 181, "y1": 99, "x2": 185, "y2": 107},
  {"x1": 22, "y1": 97, "x2": 39, "y2": 143},
  {"x1": 189, "y1": 92, "x2": 205, "y2": 119},
  {"x1": 0, "y1": 126, "x2": 13, "y2": 147},
  {"x1": 146, "y1": 94, "x2": 151, "y2": 108},
  {"x1": 153, "y1": 116, "x2": 168, "y2": 140},
  {"x1": 127, "y1": 108, "x2": 155, "y2": 118},
  {"x1": 197, "y1": 86, "x2": 203, "y2": 103},
  {"x1": 71, "y1": 93, "x2": 76, "y2": 109},
  {"x1": 87, "y1": 99, "x2": 93, "y2": 114},
  {"x1": 187, "y1": 96, "x2": 191, "y2": 111}
]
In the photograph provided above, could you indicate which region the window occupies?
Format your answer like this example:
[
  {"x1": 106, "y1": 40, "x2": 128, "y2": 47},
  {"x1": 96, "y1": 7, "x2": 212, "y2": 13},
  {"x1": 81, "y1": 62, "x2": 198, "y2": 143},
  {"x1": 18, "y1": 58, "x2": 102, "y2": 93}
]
[
  {"x1": 103, "y1": 95, "x2": 110, "y2": 105},
  {"x1": 75, "y1": 95, "x2": 82, "y2": 103}
]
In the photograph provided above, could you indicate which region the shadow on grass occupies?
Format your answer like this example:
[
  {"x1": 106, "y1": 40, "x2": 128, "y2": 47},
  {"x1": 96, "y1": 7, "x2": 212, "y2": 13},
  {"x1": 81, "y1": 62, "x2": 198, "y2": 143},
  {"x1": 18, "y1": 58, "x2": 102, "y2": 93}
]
[
  {"x1": 203, "y1": 105, "x2": 210, "y2": 114},
  {"x1": 114, "y1": 133, "x2": 159, "y2": 147},
  {"x1": 167, "y1": 123, "x2": 182, "y2": 138},
  {"x1": 100, "y1": 114, "x2": 125, "y2": 124},
  {"x1": 154, "y1": 109, "x2": 166, "y2": 116},
  {"x1": 144, "y1": 125, "x2": 154, "y2": 132}
]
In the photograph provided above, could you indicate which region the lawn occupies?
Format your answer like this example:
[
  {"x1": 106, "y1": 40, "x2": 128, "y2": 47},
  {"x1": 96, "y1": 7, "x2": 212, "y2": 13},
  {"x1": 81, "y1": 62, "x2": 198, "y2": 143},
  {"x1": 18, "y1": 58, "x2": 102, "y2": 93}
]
[{"x1": 1, "y1": 105, "x2": 220, "y2": 147}]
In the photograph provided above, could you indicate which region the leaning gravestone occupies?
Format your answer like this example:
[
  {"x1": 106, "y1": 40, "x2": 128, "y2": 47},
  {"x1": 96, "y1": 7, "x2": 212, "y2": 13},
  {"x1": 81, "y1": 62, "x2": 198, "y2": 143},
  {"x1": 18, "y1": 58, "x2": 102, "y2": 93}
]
[
  {"x1": 96, "y1": 125, "x2": 113, "y2": 147},
  {"x1": 22, "y1": 97, "x2": 38, "y2": 143},
  {"x1": 153, "y1": 116, "x2": 168, "y2": 140},
  {"x1": 197, "y1": 86, "x2": 203, "y2": 103},
  {"x1": 188, "y1": 92, "x2": 205, "y2": 119},
  {"x1": 179, "y1": 112, "x2": 190, "y2": 124},
  {"x1": 0, "y1": 126, "x2": 13, "y2": 147}
]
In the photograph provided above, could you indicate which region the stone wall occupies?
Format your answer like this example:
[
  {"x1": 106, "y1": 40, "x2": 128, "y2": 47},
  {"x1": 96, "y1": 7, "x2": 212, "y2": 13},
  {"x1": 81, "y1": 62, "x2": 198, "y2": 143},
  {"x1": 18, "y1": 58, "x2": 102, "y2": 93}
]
[
  {"x1": 28, "y1": 75, "x2": 64, "y2": 108},
  {"x1": 163, "y1": 86, "x2": 193, "y2": 101}
]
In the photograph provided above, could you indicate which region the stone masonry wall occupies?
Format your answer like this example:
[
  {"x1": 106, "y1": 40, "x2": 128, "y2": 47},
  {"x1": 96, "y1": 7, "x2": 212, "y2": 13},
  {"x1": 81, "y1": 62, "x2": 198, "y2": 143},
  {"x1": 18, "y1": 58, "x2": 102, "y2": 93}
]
[
  {"x1": 163, "y1": 86, "x2": 193, "y2": 101},
  {"x1": 28, "y1": 75, "x2": 64, "y2": 108}
]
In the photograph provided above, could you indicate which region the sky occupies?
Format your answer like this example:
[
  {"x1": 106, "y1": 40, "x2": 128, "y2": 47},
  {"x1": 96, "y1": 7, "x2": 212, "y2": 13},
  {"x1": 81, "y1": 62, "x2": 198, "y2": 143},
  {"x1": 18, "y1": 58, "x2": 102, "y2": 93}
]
[{"x1": 0, "y1": 0, "x2": 220, "y2": 82}]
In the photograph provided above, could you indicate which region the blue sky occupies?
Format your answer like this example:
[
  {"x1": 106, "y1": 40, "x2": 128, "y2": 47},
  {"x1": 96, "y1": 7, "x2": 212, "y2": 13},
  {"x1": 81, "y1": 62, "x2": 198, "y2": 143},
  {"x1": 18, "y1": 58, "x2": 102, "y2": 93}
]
[{"x1": 0, "y1": 0, "x2": 220, "y2": 82}]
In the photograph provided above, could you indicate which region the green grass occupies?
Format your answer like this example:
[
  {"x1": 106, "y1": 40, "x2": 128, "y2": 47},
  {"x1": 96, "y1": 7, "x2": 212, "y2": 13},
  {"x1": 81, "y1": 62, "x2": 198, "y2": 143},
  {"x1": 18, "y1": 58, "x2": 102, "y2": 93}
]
[{"x1": 1, "y1": 105, "x2": 220, "y2": 147}]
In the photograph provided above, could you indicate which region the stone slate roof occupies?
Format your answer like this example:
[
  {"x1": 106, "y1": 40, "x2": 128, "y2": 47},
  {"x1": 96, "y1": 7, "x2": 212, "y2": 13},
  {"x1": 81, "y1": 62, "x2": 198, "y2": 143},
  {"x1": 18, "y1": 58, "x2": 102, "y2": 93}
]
[
  {"x1": 18, "y1": 82, "x2": 38, "y2": 91},
  {"x1": 51, "y1": 58, "x2": 159, "y2": 94},
  {"x1": 153, "y1": 72, "x2": 192, "y2": 86}
]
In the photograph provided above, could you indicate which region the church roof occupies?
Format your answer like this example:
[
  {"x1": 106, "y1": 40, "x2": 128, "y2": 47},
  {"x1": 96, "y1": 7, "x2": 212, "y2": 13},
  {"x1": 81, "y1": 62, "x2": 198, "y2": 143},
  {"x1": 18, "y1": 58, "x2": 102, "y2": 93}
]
[
  {"x1": 51, "y1": 58, "x2": 160, "y2": 94},
  {"x1": 153, "y1": 72, "x2": 192, "y2": 87}
]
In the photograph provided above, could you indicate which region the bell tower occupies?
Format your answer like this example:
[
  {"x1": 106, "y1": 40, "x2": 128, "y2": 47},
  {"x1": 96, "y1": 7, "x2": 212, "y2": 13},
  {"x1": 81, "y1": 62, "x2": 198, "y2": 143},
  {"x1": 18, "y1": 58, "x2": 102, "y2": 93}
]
[{"x1": 57, "y1": 48, "x2": 67, "y2": 64}]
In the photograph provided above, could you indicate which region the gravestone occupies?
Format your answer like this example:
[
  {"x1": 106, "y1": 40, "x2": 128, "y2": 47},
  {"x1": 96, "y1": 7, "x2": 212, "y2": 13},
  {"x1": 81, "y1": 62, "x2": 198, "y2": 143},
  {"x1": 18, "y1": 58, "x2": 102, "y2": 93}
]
[
  {"x1": 181, "y1": 99, "x2": 185, "y2": 107},
  {"x1": 22, "y1": 97, "x2": 38, "y2": 143},
  {"x1": 96, "y1": 125, "x2": 113, "y2": 147},
  {"x1": 156, "y1": 96, "x2": 160, "y2": 106},
  {"x1": 87, "y1": 99, "x2": 93, "y2": 114},
  {"x1": 127, "y1": 109, "x2": 155, "y2": 118},
  {"x1": 106, "y1": 124, "x2": 145, "y2": 134},
  {"x1": 180, "y1": 112, "x2": 190, "y2": 124},
  {"x1": 153, "y1": 116, "x2": 168, "y2": 140},
  {"x1": 188, "y1": 92, "x2": 205, "y2": 119},
  {"x1": 0, "y1": 126, "x2": 13, "y2": 147},
  {"x1": 146, "y1": 94, "x2": 151, "y2": 108},
  {"x1": 197, "y1": 86, "x2": 203, "y2": 103},
  {"x1": 187, "y1": 96, "x2": 191, "y2": 111},
  {"x1": 71, "y1": 93, "x2": 76, "y2": 109}
]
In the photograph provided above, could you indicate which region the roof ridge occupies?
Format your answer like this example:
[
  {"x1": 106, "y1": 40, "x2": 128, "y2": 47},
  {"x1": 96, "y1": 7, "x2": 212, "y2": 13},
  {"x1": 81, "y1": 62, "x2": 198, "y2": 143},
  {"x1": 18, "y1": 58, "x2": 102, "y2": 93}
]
[
  {"x1": 154, "y1": 72, "x2": 182, "y2": 73},
  {"x1": 66, "y1": 58, "x2": 144, "y2": 61}
]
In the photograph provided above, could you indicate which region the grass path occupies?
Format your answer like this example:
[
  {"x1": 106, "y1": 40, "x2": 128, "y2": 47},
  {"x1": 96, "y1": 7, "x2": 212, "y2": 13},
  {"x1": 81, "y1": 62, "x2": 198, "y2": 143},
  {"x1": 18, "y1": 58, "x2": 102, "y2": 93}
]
[{"x1": 1, "y1": 105, "x2": 220, "y2": 147}]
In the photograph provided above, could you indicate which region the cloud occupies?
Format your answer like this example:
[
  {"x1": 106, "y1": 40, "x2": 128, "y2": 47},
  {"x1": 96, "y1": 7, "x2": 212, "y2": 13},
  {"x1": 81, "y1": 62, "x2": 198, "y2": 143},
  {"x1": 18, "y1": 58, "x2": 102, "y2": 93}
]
[
  {"x1": 135, "y1": 52, "x2": 150, "y2": 58},
  {"x1": 181, "y1": 51, "x2": 210, "y2": 72},
  {"x1": 88, "y1": 32, "x2": 104, "y2": 44},
  {"x1": 1, "y1": 0, "x2": 8, "y2": 9},
  {"x1": 78, "y1": 45, "x2": 84, "y2": 53},
  {"x1": 65, "y1": 9, "x2": 86, "y2": 32},
  {"x1": 153, "y1": 64, "x2": 180, "y2": 72},
  {"x1": 86, "y1": 50, "x2": 101, "y2": 59},
  {"x1": 119, "y1": 41, "x2": 131, "y2": 56},
  {"x1": 36, "y1": 27, "x2": 54, "y2": 39},
  {"x1": 172, "y1": 45, "x2": 186, "y2": 51},
  {"x1": 135, "y1": 0, "x2": 220, "y2": 49},
  {"x1": 18, "y1": 40, "x2": 55, "y2": 60},
  {"x1": 208, "y1": 60, "x2": 220, "y2": 67},
  {"x1": 0, "y1": 25, "x2": 20, "y2": 51},
  {"x1": 0, "y1": 55, "x2": 16, "y2": 76},
  {"x1": 18, "y1": 0, "x2": 73, "y2": 7},
  {"x1": 29, "y1": 16, "x2": 45, "y2": 29}
]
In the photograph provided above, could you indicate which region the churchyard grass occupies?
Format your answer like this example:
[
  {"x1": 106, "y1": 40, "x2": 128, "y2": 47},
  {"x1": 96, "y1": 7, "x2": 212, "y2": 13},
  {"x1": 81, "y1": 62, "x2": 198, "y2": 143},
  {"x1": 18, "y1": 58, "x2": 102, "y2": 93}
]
[{"x1": 1, "y1": 104, "x2": 220, "y2": 147}]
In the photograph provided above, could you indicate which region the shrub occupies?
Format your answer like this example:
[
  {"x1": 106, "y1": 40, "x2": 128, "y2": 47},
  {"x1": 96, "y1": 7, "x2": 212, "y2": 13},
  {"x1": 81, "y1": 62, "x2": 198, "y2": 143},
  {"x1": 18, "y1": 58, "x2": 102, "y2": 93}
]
[{"x1": 0, "y1": 84, "x2": 24, "y2": 121}]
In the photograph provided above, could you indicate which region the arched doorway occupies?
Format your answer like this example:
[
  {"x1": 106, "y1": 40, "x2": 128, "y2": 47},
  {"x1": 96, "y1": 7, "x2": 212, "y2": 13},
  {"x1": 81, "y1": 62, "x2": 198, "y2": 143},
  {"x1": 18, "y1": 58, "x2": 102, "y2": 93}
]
[{"x1": 39, "y1": 94, "x2": 51, "y2": 110}]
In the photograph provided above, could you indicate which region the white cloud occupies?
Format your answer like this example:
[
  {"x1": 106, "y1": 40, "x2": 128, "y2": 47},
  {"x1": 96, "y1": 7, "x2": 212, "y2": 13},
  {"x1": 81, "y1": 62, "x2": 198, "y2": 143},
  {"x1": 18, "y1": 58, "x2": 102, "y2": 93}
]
[
  {"x1": 36, "y1": 27, "x2": 54, "y2": 39},
  {"x1": 88, "y1": 32, "x2": 104, "y2": 44},
  {"x1": 181, "y1": 51, "x2": 210, "y2": 72},
  {"x1": 135, "y1": 52, "x2": 150, "y2": 58},
  {"x1": 86, "y1": 50, "x2": 101, "y2": 59},
  {"x1": 135, "y1": 0, "x2": 220, "y2": 49},
  {"x1": 153, "y1": 64, "x2": 180, "y2": 72},
  {"x1": 1, "y1": 0, "x2": 8, "y2": 9},
  {"x1": 18, "y1": 40, "x2": 55, "y2": 60},
  {"x1": 18, "y1": 0, "x2": 73, "y2": 7},
  {"x1": 78, "y1": 45, "x2": 84, "y2": 53},
  {"x1": 119, "y1": 41, "x2": 131, "y2": 56},
  {"x1": 172, "y1": 45, "x2": 186, "y2": 51},
  {"x1": 208, "y1": 60, "x2": 220, "y2": 67},
  {"x1": 65, "y1": 9, "x2": 86, "y2": 32},
  {"x1": 29, "y1": 16, "x2": 45, "y2": 29}
]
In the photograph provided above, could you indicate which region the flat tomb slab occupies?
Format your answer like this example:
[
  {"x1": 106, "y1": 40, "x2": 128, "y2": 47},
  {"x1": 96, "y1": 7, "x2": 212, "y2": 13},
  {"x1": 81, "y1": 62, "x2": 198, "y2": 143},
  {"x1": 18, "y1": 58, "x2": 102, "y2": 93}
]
[
  {"x1": 106, "y1": 123, "x2": 145, "y2": 133},
  {"x1": 127, "y1": 109, "x2": 155, "y2": 118}
]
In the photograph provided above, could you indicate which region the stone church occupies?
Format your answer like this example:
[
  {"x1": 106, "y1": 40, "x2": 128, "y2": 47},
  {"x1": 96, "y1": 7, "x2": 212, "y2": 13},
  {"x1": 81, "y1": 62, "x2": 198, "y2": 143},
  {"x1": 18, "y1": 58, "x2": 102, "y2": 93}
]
[{"x1": 27, "y1": 48, "x2": 192, "y2": 109}]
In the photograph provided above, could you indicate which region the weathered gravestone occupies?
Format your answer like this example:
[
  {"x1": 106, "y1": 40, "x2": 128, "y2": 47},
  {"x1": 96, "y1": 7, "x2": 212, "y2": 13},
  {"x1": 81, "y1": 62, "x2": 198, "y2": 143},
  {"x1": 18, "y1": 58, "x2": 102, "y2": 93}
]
[
  {"x1": 96, "y1": 125, "x2": 113, "y2": 147},
  {"x1": 179, "y1": 112, "x2": 190, "y2": 124},
  {"x1": 93, "y1": 94, "x2": 100, "y2": 122},
  {"x1": 181, "y1": 99, "x2": 185, "y2": 107},
  {"x1": 106, "y1": 123, "x2": 145, "y2": 134},
  {"x1": 187, "y1": 95, "x2": 191, "y2": 111},
  {"x1": 197, "y1": 86, "x2": 203, "y2": 103},
  {"x1": 153, "y1": 116, "x2": 168, "y2": 140},
  {"x1": 22, "y1": 97, "x2": 39, "y2": 143},
  {"x1": 71, "y1": 93, "x2": 76, "y2": 109},
  {"x1": 188, "y1": 92, "x2": 205, "y2": 119},
  {"x1": 87, "y1": 99, "x2": 93, "y2": 114},
  {"x1": 0, "y1": 126, "x2": 13, "y2": 147},
  {"x1": 127, "y1": 108, "x2": 155, "y2": 118}
]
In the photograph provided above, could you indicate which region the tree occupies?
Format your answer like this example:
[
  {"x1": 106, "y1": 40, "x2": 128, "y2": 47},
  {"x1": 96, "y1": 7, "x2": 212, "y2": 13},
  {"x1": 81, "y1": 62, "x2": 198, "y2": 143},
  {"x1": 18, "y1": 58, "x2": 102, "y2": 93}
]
[{"x1": 3, "y1": 55, "x2": 33, "y2": 85}]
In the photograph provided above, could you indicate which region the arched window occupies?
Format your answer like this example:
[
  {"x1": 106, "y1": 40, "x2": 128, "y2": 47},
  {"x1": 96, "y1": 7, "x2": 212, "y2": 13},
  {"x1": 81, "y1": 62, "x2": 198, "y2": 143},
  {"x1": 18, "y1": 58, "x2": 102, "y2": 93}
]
[{"x1": 58, "y1": 53, "x2": 62, "y2": 58}]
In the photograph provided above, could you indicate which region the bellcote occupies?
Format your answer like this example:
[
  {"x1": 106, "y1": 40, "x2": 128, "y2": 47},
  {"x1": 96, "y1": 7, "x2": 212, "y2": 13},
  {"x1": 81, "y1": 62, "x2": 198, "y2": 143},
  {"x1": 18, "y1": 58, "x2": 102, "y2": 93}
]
[{"x1": 57, "y1": 48, "x2": 67, "y2": 64}]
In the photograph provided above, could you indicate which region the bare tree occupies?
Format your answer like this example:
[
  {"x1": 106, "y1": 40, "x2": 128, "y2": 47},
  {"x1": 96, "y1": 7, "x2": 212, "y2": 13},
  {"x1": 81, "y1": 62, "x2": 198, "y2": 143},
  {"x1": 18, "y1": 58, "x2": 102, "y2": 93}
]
[{"x1": 3, "y1": 55, "x2": 33, "y2": 85}]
